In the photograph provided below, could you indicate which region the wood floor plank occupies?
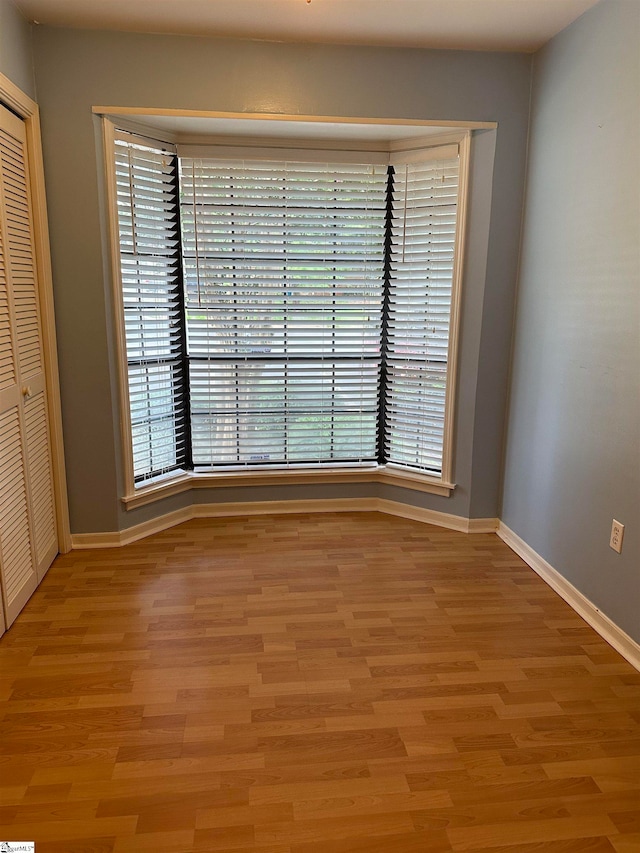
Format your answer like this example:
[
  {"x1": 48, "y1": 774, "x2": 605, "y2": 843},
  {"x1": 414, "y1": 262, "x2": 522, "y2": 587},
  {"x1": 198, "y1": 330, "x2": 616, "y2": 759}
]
[{"x1": 0, "y1": 512, "x2": 638, "y2": 851}]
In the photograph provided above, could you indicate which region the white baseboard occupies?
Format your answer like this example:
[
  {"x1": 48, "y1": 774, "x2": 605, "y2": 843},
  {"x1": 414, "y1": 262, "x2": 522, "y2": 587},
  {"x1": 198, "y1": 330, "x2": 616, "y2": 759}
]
[
  {"x1": 70, "y1": 506, "x2": 192, "y2": 548},
  {"x1": 377, "y1": 499, "x2": 498, "y2": 534},
  {"x1": 468, "y1": 516, "x2": 500, "y2": 534},
  {"x1": 498, "y1": 522, "x2": 640, "y2": 673},
  {"x1": 70, "y1": 498, "x2": 498, "y2": 549},
  {"x1": 70, "y1": 531, "x2": 125, "y2": 548}
]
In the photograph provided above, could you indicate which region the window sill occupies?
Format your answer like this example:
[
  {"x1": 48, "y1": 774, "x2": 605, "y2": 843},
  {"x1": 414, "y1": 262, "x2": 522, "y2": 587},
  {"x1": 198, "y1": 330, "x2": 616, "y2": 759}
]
[{"x1": 122, "y1": 467, "x2": 455, "y2": 510}]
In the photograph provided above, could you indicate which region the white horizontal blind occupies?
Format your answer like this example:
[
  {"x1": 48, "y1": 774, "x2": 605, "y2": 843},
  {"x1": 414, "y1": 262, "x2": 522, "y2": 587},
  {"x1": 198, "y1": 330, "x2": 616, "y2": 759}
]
[
  {"x1": 179, "y1": 159, "x2": 387, "y2": 467},
  {"x1": 386, "y1": 154, "x2": 460, "y2": 474},
  {"x1": 114, "y1": 133, "x2": 188, "y2": 483}
]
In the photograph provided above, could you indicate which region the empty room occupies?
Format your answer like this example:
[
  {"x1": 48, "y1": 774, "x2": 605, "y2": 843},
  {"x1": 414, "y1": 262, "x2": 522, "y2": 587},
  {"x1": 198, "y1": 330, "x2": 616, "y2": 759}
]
[{"x1": 0, "y1": 0, "x2": 638, "y2": 850}]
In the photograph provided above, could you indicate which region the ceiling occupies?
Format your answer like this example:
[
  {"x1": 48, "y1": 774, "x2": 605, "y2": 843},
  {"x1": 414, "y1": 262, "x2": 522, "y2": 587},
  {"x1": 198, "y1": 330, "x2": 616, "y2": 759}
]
[{"x1": 15, "y1": 0, "x2": 601, "y2": 53}]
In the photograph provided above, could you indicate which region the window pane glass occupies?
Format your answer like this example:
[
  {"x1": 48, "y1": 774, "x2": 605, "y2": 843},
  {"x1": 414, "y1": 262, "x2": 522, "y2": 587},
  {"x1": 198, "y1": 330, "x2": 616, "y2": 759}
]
[
  {"x1": 181, "y1": 159, "x2": 387, "y2": 468},
  {"x1": 115, "y1": 135, "x2": 187, "y2": 484},
  {"x1": 385, "y1": 157, "x2": 460, "y2": 475}
]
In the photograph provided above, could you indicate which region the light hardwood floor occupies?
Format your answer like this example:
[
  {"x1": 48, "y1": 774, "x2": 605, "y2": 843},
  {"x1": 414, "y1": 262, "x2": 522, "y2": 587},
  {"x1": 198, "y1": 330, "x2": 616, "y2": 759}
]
[{"x1": 0, "y1": 512, "x2": 638, "y2": 852}]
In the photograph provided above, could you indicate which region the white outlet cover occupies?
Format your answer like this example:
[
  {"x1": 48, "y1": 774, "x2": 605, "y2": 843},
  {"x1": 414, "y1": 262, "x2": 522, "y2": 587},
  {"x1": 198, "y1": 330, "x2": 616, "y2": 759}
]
[{"x1": 610, "y1": 519, "x2": 625, "y2": 554}]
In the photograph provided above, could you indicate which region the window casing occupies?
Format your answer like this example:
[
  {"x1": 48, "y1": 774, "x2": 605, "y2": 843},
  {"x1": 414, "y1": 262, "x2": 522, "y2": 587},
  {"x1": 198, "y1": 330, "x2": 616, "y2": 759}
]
[{"x1": 107, "y1": 123, "x2": 470, "y2": 505}]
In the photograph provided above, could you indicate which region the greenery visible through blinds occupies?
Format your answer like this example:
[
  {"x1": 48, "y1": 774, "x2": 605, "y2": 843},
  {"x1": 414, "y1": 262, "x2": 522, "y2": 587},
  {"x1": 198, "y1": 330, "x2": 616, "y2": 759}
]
[
  {"x1": 386, "y1": 156, "x2": 460, "y2": 473},
  {"x1": 114, "y1": 134, "x2": 188, "y2": 483},
  {"x1": 179, "y1": 159, "x2": 387, "y2": 467}
]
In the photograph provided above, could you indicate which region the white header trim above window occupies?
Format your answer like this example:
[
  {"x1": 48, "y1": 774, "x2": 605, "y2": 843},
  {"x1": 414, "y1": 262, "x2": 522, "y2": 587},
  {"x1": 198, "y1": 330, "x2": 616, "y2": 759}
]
[
  {"x1": 176, "y1": 144, "x2": 392, "y2": 165},
  {"x1": 177, "y1": 139, "x2": 462, "y2": 166},
  {"x1": 93, "y1": 106, "x2": 495, "y2": 144},
  {"x1": 388, "y1": 142, "x2": 459, "y2": 165}
]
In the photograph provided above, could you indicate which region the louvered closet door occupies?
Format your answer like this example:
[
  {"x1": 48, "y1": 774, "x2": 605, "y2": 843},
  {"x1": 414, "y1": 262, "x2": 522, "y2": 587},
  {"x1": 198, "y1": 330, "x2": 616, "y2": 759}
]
[{"x1": 0, "y1": 103, "x2": 57, "y2": 628}]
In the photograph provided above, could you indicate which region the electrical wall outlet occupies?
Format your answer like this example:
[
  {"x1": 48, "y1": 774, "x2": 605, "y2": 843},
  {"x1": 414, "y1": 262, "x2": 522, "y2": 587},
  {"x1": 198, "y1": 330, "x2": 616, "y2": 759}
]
[{"x1": 609, "y1": 519, "x2": 624, "y2": 554}]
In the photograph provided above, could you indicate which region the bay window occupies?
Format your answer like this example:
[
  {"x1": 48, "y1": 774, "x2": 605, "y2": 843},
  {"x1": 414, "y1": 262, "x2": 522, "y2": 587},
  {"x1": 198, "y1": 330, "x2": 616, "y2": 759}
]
[{"x1": 109, "y1": 123, "x2": 469, "y2": 500}]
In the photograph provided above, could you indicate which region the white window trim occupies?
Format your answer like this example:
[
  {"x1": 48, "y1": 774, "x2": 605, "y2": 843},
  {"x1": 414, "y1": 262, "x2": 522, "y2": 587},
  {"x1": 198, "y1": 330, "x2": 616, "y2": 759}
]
[
  {"x1": 102, "y1": 117, "x2": 139, "y2": 501},
  {"x1": 101, "y1": 111, "x2": 474, "y2": 511}
]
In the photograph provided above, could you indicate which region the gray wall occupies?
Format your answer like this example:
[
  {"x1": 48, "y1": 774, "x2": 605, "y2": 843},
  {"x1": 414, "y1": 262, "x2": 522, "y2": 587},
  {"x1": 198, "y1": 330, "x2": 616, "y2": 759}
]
[
  {"x1": 31, "y1": 26, "x2": 531, "y2": 534},
  {"x1": 0, "y1": 0, "x2": 34, "y2": 98},
  {"x1": 501, "y1": 0, "x2": 640, "y2": 642}
]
